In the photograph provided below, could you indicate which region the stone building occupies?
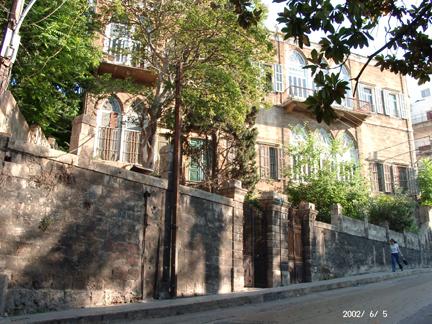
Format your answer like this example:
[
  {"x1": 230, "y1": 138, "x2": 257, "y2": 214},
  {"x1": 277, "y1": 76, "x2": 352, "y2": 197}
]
[
  {"x1": 410, "y1": 81, "x2": 432, "y2": 159},
  {"x1": 69, "y1": 12, "x2": 417, "y2": 196}
]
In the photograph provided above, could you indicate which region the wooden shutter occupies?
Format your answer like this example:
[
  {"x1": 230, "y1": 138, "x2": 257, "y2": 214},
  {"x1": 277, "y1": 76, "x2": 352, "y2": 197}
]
[
  {"x1": 375, "y1": 87, "x2": 384, "y2": 114},
  {"x1": 407, "y1": 168, "x2": 417, "y2": 195},
  {"x1": 384, "y1": 164, "x2": 393, "y2": 193},
  {"x1": 278, "y1": 148, "x2": 284, "y2": 180},
  {"x1": 399, "y1": 94, "x2": 408, "y2": 119},
  {"x1": 259, "y1": 145, "x2": 270, "y2": 179},
  {"x1": 370, "y1": 163, "x2": 378, "y2": 191},
  {"x1": 392, "y1": 165, "x2": 400, "y2": 190},
  {"x1": 273, "y1": 64, "x2": 283, "y2": 92},
  {"x1": 382, "y1": 90, "x2": 390, "y2": 115}
]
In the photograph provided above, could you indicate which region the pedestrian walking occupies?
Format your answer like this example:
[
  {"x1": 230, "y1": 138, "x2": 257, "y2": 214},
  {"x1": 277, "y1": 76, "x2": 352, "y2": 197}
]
[{"x1": 389, "y1": 239, "x2": 403, "y2": 272}]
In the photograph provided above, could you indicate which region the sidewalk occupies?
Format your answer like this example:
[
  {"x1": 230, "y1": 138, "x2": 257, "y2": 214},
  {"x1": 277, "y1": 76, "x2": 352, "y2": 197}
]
[{"x1": 3, "y1": 268, "x2": 431, "y2": 324}]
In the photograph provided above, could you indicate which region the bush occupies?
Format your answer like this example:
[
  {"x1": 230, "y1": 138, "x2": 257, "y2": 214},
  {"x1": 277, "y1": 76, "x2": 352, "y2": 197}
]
[
  {"x1": 286, "y1": 169, "x2": 369, "y2": 223},
  {"x1": 368, "y1": 194, "x2": 417, "y2": 232},
  {"x1": 418, "y1": 158, "x2": 432, "y2": 206}
]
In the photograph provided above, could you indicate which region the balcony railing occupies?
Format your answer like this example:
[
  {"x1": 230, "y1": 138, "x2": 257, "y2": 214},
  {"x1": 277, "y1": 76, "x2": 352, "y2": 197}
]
[
  {"x1": 284, "y1": 85, "x2": 372, "y2": 114},
  {"x1": 104, "y1": 37, "x2": 146, "y2": 68},
  {"x1": 95, "y1": 127, "x2": 141, "y2": 164},
  {"x1": 412, "y1": 112, "x2": 432, "y2": 124}
]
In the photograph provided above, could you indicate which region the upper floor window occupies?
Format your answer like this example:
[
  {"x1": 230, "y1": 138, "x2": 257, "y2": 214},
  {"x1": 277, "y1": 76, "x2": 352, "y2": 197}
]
[
  {"x1": 259, "y1": 144, "x2": 283, "y2": 180},
  {"x1": 103, "y1": 22, "x2": 142, "y2": 67},
  {"x1": 421, "y1": 88, "x2": 431, "y2": 98},
  {"x1": 286, "y1": 51, "x2": 310, "y2": 98},
  {"x1": 359, "y1": 85, "x2": 376, "y2": 112},
  {"x1": 340, "y1": 66, "x2": 353, "y2": 108},
  {"x1": 188, "y1": 138, "x2": 211, "y2": 182}
]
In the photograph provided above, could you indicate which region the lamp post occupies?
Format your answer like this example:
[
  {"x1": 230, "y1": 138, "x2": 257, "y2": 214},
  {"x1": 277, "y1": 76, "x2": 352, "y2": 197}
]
[{"x1": 0, "y1": 0, "x2": 38, "y2": 95}]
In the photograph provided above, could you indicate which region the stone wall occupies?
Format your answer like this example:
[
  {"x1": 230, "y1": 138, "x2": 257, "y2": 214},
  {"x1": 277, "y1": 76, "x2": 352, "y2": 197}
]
[
  {"x1": 0, "y1": 91, "x2": 52, "y2": 148},
  {"x1": 310, "y1": 205, "x2": 432, "y2": 281},
  {"x1": 0, "y1": 135, "x2": 245, "y2": 315}
]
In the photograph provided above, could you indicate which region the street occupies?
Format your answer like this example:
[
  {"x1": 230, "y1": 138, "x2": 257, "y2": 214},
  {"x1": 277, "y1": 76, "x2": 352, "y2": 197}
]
[{"x1": 134, "y1": 272, "x2": 432, "y2": 324}]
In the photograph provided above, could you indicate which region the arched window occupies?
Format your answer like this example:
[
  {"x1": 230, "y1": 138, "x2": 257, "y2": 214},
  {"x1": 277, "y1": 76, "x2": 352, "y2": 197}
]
[
  {"x1": 286, "y1": 51, "x2": 310, "y2": 98},
  {"x1": 316, "y1": 128, "x2": 332, "y2": 169},
  {"x1": 340, "y1": 132, "x2": 358, "y2": 164},
  {"x1": 290, "y1": 124, "x2": 307, "y2": 145},
  {"x1": 290, "y1": 124, "x2": 308, "y2": 180},
  {"x1": 99, "y1": 96, "x2": 122, "y2": 128},
  {"x1": 341, "y1": 66, "x2": 353, "y2": 108},
  {"x1": 126, "y1": 100, "x2": 147, "y2": 130}
]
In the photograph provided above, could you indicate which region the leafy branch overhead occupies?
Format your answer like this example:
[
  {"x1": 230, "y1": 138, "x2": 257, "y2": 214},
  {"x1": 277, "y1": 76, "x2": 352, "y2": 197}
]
[{"x1": 273, "y1": 0, "x2": 432, "y2": 124}]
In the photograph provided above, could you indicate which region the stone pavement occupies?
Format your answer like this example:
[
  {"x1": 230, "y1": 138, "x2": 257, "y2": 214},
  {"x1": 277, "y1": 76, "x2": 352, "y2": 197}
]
[{"x1": 2, "y1": 268, "x2": 431, "y2": 324}]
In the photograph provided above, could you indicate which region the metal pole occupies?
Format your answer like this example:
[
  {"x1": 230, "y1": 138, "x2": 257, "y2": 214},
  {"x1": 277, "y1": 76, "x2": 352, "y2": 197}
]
[
  {"x1": 170, "y1": 62, "x2": 183, "y2": 297},
  {"x1": 0, "y1": 0, "x2": 37, "y2": 95}
]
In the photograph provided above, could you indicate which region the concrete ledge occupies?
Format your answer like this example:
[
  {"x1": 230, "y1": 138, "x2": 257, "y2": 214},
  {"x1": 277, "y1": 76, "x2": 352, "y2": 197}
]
[{"x1": 4, "y1": 268, "x2": 431, "y2": 324}]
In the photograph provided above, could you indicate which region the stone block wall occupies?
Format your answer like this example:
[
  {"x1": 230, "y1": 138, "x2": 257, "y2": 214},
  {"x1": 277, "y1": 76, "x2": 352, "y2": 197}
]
[
  {"x1": 0, "y1": 136, "x2": 245, "y2": 315},
  {"x1": 310, "y1": 205, "x2": 432, "y2": 281}
]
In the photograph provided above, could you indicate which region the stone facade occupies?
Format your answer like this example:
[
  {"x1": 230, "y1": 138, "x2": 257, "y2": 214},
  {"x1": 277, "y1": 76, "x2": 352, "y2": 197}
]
[
  {"x1": 255, "y1": 38, "x2": 416, "y2": 194},
  {"x1": 0, "y1": 134, "x2": 245, "y2": 315}
]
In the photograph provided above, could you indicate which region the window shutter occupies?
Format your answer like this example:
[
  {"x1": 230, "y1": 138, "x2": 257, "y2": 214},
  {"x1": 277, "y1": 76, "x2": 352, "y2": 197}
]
[
  {"x1": 273, "y1": 64, "x2": 283, "y2": 93},
  {"x1": 370, "y1": 163, "x2": 378, "y2": 191},
  {"x1": 399, "y1": 94, "x2": 408, "y2": 119},
  {"x1": 103, "y1": 24, "x2": 112, "y2": 52},
  {"x1": 259, "y1": 145, "x2": 270, "y2": 178},
  {"x1": 392, "y1": 165, "x2": 400, "y2": 190},
  {"x1": 277, "y1": 148, "x2": 284, "y2": 180},
  {"x1": 375, "y1": 87, "x2": 384, "y2": 114},
  {"x1": 359, "y1": 84, "x2": 366, "y2": 101},
  {"x1": 382, "y1": 90, "x2": 390, "y2": 115},
  {"x1": 407, "y1": 168, "x2": 417, "y2": 195},
  {"x1": 384, "y1": 164, "x2": 393, "y2": 193}
]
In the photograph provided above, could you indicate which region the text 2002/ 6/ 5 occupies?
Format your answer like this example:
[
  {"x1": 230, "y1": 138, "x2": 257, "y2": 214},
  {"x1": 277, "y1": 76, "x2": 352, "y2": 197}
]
[{"x1": 342, "y1": 310, "x2": 388, "y2": 318}]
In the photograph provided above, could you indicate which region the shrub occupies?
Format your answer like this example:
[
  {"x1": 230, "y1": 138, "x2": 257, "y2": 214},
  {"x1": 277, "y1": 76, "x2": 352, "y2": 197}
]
[
  {"x1": 418, "y1": 158, "x2": 432, "y2": 206},
  {"x1": 368, "y1": 194, "x2": 417, "y2": 232}
]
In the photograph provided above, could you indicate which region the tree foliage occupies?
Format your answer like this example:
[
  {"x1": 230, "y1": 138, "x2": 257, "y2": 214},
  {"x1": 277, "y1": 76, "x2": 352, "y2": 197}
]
[
  {"x1": 273, "y1": 0, "x2": 432, "y2": 124},
  {"x1": 1, "y1": 0, "x2": 101, "y2": 148},
  {"x1": 417, "y1": 158, "x2": 432, "y2": 206},
  {"x1": 102, "y1": 0, "x2": 273, "y2": 177},
  {"x1": 368, "y1": 194, "x2": 417, "y2": 233},
  {"x1": 285, "y1": 128, "x2": 369, "y2": 222}
]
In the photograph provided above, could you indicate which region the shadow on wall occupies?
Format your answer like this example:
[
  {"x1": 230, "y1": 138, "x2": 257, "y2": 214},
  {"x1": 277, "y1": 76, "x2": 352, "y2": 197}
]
[
  {"x1": 181, "y1": 195, "x2": 227, "y2": 296},
  {"x1": 1, "y1": 155, "x2": 167, "y2": 315}
]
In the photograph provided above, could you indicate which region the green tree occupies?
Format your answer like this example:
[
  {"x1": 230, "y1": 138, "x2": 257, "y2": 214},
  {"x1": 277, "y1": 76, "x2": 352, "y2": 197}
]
[
  {"x1": 103, "y1": 0, "x2": 272, "y2": 173},
  {"x1": 418, "y1": 158, "x2": 432, "y2": 206},
  {"x1": 1, "y1": 0, "x2": 101, "y2": 148},
  {"x1": 272, "y1": 0, "x2": 432, "y2": 124},
  {"x1": 368, "y1": 194, "x2": 417, "y2": 232},
  {"x1": 286, "y1": 128, "x2": 369, "y2": 222}
]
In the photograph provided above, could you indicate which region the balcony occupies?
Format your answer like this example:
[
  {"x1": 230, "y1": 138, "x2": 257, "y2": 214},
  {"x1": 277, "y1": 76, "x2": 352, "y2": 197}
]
[
  {"x1": 278, "y1": 85, "x2": 372, "y2": 127},
  {"x1": 97, "y1": 24, "x2": 156, "y2": 86}
]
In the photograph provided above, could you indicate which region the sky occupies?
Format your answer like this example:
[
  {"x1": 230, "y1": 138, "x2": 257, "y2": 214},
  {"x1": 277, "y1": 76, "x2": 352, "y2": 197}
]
[{"x1": 260, "y1": 0, "x2": 431, "y2": 102}]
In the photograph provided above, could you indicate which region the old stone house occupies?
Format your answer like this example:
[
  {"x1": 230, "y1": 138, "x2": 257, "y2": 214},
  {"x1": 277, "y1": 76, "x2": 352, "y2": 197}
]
[
  {"x1": 69, "y1": 16, "x2": 417, "y2": 196},
  {"x1": 410, "y1": 81, "x2": 432, "y2": 159}
]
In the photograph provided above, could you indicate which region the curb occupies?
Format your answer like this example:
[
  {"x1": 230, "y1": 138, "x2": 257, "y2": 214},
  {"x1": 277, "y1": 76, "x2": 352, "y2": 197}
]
[{"x1": 4, "y1": 268, "x2": 432, "y2": 324}]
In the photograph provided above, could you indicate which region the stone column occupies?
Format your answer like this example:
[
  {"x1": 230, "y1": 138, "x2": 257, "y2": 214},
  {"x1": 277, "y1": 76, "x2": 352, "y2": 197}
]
[
  {"x1": 69, "y1": 114, "x2": 96, "y2": 167},
  {"x1": 258, "y1": 191, "x2": 290, "y2": 287},
  {"x1": 299, "y1": 202, "x2": 317, "y2": 283},
  {"x1": 219, "y1": 180, "x2": 247, "y2": 292},
  {"x1": 331, "y1": 203, "x2": 343, "y2": 231}
]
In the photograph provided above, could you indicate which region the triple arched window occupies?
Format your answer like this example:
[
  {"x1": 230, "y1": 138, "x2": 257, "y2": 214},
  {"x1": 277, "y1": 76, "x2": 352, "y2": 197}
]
[{"x1": 94, "y1": 96, "x2": 144, "y2": 164}]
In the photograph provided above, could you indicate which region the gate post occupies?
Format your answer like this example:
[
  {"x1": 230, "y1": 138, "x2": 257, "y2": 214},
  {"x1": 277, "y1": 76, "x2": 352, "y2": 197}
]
[
  {"x1": 219, "y1": 180, "x2": 247, "y2": 292},
  {"x1": 299, "y1": 202, "x2": 317, "y2": 282},
  {"x1": 259, "y1": 191, "x2": 290, "y2": 287}
]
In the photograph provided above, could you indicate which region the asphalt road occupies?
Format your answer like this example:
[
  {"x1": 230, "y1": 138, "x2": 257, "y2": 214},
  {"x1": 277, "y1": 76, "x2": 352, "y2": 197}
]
[{"x1": 136, "y1": 272, "x2": 432, "y2": 324}]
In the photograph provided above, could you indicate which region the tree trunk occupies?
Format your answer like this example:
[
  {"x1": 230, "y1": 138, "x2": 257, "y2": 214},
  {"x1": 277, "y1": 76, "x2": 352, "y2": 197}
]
[{"x1": 139, "y1": 118, "x2": 158, "y2": 170}]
